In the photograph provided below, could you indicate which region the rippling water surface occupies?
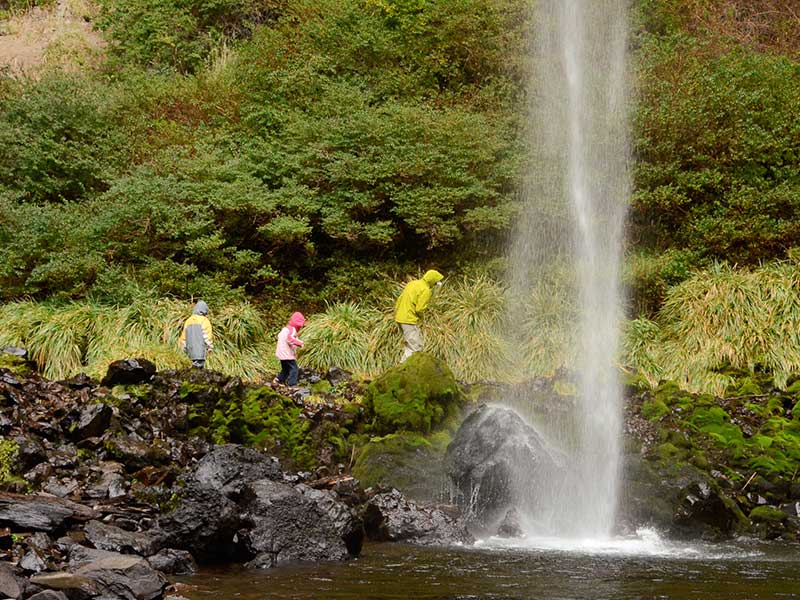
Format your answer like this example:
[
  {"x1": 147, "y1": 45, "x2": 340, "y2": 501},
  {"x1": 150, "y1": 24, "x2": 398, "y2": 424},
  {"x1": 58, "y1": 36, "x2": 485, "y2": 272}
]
[{"x1": 177, "y1": 536, "x2": 800, "y2": 600}]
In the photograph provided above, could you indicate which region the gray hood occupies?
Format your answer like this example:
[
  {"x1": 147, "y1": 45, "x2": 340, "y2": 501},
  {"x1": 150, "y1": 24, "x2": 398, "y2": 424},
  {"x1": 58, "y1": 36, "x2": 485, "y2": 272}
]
[{"x1": 192, "y1": 300, "x2": 209, "y2": 316}]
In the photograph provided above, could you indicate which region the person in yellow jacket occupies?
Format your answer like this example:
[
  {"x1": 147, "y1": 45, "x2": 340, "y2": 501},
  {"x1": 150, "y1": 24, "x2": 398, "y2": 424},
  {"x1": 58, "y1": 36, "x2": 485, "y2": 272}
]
[
  {"x1": 394, "y1": 269, "x2": 444, "y2": 362},
  {"x1": 179, "y1": 300, "x2": 214, "y2": 368}
]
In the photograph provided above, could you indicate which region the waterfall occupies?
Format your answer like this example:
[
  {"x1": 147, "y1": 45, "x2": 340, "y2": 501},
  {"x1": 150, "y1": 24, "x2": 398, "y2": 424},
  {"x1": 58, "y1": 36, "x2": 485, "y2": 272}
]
[{"x1": 506, "y1": 0, "x2": 630, "y2": 539}]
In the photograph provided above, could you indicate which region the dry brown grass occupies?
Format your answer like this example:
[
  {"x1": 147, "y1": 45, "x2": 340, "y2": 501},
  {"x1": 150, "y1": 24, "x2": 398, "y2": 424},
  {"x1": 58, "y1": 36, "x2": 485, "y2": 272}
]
[{"x1": 0, "y1": 0, "x2": 104, "y2": 77}]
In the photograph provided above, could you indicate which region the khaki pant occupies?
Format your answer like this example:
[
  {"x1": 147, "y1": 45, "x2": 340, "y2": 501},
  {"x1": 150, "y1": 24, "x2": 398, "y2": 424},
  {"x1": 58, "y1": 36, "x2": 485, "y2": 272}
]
[{"x1": 398, "y1": 323, "x2": 423, "y2": 362}]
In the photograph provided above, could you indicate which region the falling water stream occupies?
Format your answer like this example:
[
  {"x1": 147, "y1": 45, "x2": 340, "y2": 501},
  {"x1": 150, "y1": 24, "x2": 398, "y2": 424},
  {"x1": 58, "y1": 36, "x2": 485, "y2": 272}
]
[{"x1": 505, "y1": 0, "x2": 630, "y2": 539}]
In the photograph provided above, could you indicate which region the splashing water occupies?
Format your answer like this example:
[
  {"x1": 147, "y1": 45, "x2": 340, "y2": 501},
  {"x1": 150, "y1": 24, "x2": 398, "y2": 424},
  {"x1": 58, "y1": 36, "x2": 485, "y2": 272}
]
[{"x1": 506, "y1": 0, "x2": 630, "y2": 539}]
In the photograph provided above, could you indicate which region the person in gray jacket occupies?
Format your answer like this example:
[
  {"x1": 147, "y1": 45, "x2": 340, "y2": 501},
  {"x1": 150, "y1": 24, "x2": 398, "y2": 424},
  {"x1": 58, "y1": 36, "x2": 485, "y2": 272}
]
[{"x1": 179, "y1": 301, "x2": 214, "y2": 368}]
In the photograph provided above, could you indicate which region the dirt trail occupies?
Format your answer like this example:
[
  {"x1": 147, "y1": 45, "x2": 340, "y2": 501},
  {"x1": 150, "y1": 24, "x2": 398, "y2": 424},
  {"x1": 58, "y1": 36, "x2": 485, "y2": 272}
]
[{"x1": 0, "y1": 0, "x2": 105, "y2": 77}]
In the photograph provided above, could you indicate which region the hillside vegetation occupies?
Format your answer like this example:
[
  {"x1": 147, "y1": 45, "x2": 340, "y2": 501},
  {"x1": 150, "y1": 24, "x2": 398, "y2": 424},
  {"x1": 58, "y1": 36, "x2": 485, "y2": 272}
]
[{"x1": 1, "y1": 0, "x2": 799, "y2": 389}]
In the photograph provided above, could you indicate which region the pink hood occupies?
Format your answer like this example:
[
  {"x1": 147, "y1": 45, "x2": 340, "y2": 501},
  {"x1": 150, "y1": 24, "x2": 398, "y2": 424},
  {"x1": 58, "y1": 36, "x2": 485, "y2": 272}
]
[{"x1": 288, "y1": 312, "x2": 305, "y2": 329}]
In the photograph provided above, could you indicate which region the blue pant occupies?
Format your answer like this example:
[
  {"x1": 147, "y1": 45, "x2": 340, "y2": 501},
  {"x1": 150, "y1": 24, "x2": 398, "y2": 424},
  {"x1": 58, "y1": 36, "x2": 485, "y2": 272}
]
[{"x1": 277, "y1": 360, "x2": 299, "y2": 386}]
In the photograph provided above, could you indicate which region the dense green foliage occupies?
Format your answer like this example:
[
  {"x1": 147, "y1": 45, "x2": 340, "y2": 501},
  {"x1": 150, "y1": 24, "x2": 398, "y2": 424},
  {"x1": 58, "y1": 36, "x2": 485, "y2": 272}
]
[
  {"x1": 0, "y1": 0, "x2": 522, "y2": 308},
  {"x1": 639, "y1": 374, "x2": 800, "y2": 481},
  {"x1": 95, "y1": 0, "x2": 280, "y2": 72},
  {"x1": 633, "y1": 37, "x2": 800, "y2": 266}
]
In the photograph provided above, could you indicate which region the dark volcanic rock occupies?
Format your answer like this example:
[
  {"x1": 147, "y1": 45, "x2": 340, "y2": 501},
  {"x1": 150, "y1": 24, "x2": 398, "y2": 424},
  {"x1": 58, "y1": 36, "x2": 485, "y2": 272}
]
[
  {"x1": 446, "y1": 404, "x2": 560, "y2": 528},
  {"x1": 70, "y1": 403, "x2": 112, "y2": 441},
  {"x1": 674, "y1": 480, "x2": 743, "y2": 537},
  {"x1": 100, "y1": 358, "x2": 157, "y2": 387},
  {"x1": 83, "y1": 520, "x2": 160, "y2": 557},
  {"x1": 362, "y1": 488, "x2": 473, "y2": 546},
  {"x1": 241, "y1": 478, "x2": 363, "y2": 568},
  {"x1": 14, "y1": 434, "x2": 47, "y2": 471},
  {"x1": 146, "y1": 548, "x2": 197, "y2": 575},
  {"x1": 0, "y1": 493, "x2": 99, "y2": 532},
  {"x1": 620, "y1": 450, "x2": 747, "y2": 540},
  {"x1": 189, "y1": 444, "x2": 282, "y2": 500},
  {"x1": 27, "y1": 590, "x2": 69, "y2": 600},
  {"x1": 69, "y1": 546, "x2": 167, "y2": 600},
  {"x1": 156, "y1": 484, "x2": 243, "y2": 563},
  {"x1": 0, "y1": 561, "x2": 23, "y2": 599},
  {"x1": 497, "y1": 507, "x2": 524, "y2": 538},
  {"x1": 19, "y1": 549, "x2": 48, "y2": 573},
  {"x1": 29, "y1": 571, "x2": 99, "y2": 598}
]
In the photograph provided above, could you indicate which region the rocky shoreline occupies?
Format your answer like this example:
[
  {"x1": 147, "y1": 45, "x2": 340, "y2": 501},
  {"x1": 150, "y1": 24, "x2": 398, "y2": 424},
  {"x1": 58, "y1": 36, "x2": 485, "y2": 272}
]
[
  {"x1": 0, "y1": 352, "x2": 471, "y2": 600},
  {"x1": 2, "y1": 349, "x2": 799, "y2": 599}
]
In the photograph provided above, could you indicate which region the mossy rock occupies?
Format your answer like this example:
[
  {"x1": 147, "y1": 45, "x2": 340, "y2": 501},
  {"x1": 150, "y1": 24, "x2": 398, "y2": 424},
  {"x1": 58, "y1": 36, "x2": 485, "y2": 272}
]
[
  {"x1": 363, "y1": 352, "x2": 464, "y2": 435},
  {"x1": 653, "y1": 442, "x2": 683, "y2": 461},
  {"x1": 0, "y1": 438, "x2": 21, "y2": 486},
  {"x1": 688, "y1": 451, "x2": 710, "y2": 470},
  {"x1": 749, "y1": 505, "x2": 786, "y2": 524},
  {"x1": 352, "y1": 430, "x2": 451, "y2": 501},
  {"x1": 0, "y1": 353, "x2": 34, "y2": 376},
  {"x1": 728, "y1": 377, "x2": 763, "y2": 397},
  {"x1": 642, "y1": 399, "x2": 669, "y2": 421},
  {"x1": 654, "y1": 381, "x2": 691, "y2": 407}
]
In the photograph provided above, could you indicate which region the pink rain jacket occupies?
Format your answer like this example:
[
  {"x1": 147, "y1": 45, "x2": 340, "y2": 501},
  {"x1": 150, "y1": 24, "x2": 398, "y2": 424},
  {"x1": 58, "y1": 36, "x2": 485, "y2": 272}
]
[{"x1": 275, "y1": 312, "x2": 305, "y2": 360}]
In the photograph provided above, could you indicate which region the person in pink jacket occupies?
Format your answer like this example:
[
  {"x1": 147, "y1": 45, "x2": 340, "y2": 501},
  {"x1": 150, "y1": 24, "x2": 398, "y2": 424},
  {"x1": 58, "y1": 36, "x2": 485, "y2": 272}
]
[{"x1": 274, "y1": 311, "x2": 305, "y2": 386}]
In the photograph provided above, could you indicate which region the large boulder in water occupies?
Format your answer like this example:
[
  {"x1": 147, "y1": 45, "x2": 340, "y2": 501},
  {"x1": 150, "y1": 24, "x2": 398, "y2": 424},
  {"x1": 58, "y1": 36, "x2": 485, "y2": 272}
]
[
  {"x1": 155, "y1": 484, "x2": 243, "y2": 563},
  {"x1": 240, "y1": 479, "x2": 363, "y2": 568},
  {"x1": 363, "y1": 352, "x2": 464, "y2": 435},
  {"x1": 362, "y1": 488, "x2": 473, "y2": 546},
  {"x1": 446, "y1": 404, "x2": 560, "y2": 530}
]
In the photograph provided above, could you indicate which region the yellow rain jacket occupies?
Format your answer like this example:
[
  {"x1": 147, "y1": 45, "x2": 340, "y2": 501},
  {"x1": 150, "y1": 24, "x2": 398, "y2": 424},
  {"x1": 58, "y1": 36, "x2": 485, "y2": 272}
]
[{"x1": 394, "y1": 270, "x2": 444, "y2": 325}]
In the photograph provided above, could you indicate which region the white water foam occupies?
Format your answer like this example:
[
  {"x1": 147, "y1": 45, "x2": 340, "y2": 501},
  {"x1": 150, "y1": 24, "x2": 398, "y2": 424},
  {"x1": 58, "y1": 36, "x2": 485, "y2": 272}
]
[{"x1": 475, "y1": 528, "x2": 764, "y2": 560}]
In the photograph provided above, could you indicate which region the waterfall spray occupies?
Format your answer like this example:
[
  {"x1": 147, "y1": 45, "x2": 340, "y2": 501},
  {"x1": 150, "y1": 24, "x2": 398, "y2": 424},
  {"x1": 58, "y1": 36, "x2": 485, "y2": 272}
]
[{"x1": 506, "y1": 0, "x2": 631, "y2": 539}]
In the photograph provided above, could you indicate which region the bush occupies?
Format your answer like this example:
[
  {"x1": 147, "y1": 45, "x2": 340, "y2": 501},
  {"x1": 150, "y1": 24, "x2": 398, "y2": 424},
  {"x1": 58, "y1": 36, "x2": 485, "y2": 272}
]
[
  {"x1": 0, "y1": 297, "x2": 275, "y2": 380},
  {"x1": 96, "y1": 0, "x2": 282, "y2": 73},
  {"x1": 633, "y1": 36, "x2": 800, "y2": 265},
  {"x1": 0, "y1": 76, "x2": 127, "y2": 203}
]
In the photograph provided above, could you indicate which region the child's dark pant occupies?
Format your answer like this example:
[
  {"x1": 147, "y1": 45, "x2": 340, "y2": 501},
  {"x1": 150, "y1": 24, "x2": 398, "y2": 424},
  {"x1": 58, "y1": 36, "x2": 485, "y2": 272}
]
[{"x1": 277, "y1": 360, "x2": 299, "y2": 386}]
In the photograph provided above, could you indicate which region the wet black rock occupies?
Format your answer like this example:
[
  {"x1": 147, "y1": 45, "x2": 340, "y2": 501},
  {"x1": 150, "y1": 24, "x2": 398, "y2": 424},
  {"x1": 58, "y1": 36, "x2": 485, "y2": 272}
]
[
  {"x1": 100, "y1": 358, "x2": 157, "y2": 387},
  {"x1": 362, "y1": 488, "x2": 473, "y2": 546},
  {"x1": 156, "y1": 484, "x2": 243, "y2": 563},
  {"x1": 0, "y1": 493, "x2": 99, "y2": 532},
  {"x1": 147, "y1": 548, "x2": 197, "y2": 575},
  {"x1": 497, "y1": 507, "x2": 524, "y2": 538},
  {"x1": 189, "y1": 444, "x2": 282, "y2": 500},
  {"x1": 446, "y1": 404, "x2": 559, "y2": 529},
  {"x1": 241, "y1": 478, "x2": 363, "y2": 568},
  {"x1": 620, "y1": 451, "x2": 747, "y2": 540},
  {"x1": 70, "y1": 403, "x2": 112, "y2": 441}
]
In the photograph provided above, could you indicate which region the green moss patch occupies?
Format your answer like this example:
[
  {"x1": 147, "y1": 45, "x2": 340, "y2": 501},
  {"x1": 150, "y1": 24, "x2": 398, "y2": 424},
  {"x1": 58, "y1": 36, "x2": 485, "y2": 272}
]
[
  {"x1": 363, "y1": 352, "x2": 464, "y2": 435},
  {"x1": 352, "y1": 430, "x2": 451, "y2": 500},
  {"x1": 749, "y1": 506, "x2": 786, "y2": 524}
]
